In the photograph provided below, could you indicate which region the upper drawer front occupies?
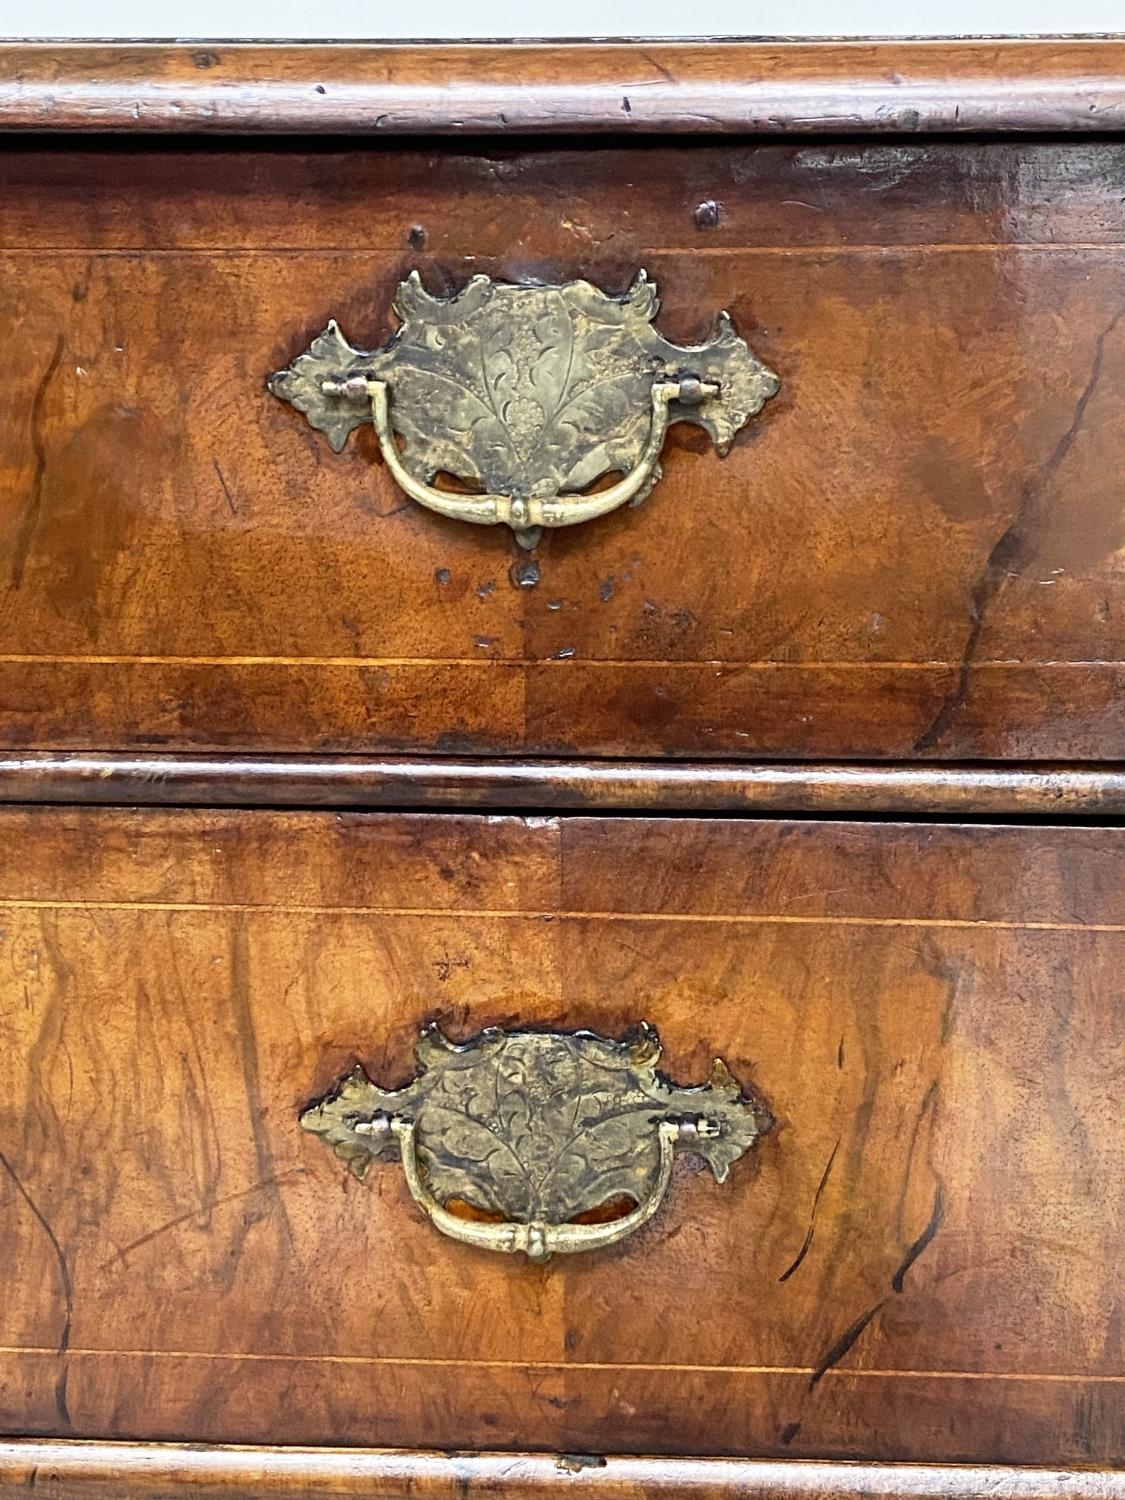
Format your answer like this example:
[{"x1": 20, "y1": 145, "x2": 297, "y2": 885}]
[
  {"x1": 2, "y1": 140, "x2": 1124, "y2": 758},
  {"x1": 1, "y1": 809, "x2": 1122, "y2": 1463}
]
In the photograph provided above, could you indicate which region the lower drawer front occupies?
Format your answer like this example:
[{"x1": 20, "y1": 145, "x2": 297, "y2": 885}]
[{"x1": 0, "y1": 808, "x2": 1121, "y2": 1464}]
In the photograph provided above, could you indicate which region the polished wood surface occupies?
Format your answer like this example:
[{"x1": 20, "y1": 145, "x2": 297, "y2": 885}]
[
  {"x1": 2, "y1": 1444, "x2": 1124, "y2": 1500},
  {"x1": 3, "y1": 138, "x2": 1125, "y2": 758},
  {"x1": 3, "y1": 752, "x2": 1125, "y2": 816},
  {"x1": 2, "y1": 41, "x2": 1125, "y2": 135},
  {"x1": 4, "y1": 43, "x2": 1125, "y2": 1490},
  {"x1": 1, "y1": 809, "x2": 1122, "y2": 1463}
]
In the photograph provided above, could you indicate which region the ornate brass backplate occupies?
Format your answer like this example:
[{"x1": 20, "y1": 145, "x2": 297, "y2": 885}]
[
  {"x1": 301, "y1": 1021, "x2": 771, "y2": 1261},
  {"x1": 269, "y1": 271, "x2": 780, "y2": 548}
]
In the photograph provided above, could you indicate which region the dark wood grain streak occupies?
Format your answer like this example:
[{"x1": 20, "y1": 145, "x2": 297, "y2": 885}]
[
  {"x1": 3, "y1": 754, "x2": 1125, "y2": 816},
  {"x1": 1, "y1": 1443, "x2": 1123, "y2": 1499},
  {"x1": 4, "y1": 42, "x2": 1125, "y2": 135}
]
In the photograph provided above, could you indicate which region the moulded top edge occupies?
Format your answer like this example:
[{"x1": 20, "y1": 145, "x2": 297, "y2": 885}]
[{"x1": 3, "y1": 38, "x2": 1125, "y2": 135}]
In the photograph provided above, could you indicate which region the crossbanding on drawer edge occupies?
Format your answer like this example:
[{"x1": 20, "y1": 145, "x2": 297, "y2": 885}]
[{"x1": 0, "y1": 808, "x2": 1122, "y2": 1463}]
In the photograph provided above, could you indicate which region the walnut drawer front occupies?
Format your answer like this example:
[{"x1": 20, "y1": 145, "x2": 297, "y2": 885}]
[
  {"x1": 0, "y1": 806, "x2": 1121, "y2": 1467},
  {"x1": 3, "y1": 132, "x2": 1125, "y2": 760}
]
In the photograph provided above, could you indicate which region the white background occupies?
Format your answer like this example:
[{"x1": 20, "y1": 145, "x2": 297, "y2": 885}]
[{"x1": 2, "y1": 0, "x2": 1122, "y2": 40}]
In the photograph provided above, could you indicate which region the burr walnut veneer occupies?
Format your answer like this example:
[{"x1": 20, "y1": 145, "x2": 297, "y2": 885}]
[{"x1": 2, "y1": 38, "x2": 1125, "y2": 1500}]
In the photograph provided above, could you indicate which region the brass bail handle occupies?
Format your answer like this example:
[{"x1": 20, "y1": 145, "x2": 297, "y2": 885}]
[
  {"x1": 269, "y1": 272, "x2": 781, "y2": 550},
  {"x1": 320, "y1": 373, "x2": 719, "y2": 549},
  {"x1": 300, "y1": 1023, "x2": 772, "y2": 1264},
  {"x1": 392, "y1": 1117, "x2": 711, "y2": 1262}
]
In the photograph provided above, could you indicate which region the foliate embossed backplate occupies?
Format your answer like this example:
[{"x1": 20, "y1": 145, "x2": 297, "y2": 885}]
[
  {"x1": 300, "y1": 1021, "x2": 770, "y2": 1236},
  {"x1": 270, "y1": 273, "x2": 776, "y2": 478}
]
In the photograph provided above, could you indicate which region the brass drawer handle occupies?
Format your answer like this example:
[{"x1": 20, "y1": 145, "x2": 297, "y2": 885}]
[
  {"x1": 326, "y1": 374, "x2": 714, "y2": 544},
  {"x1": 392, "y1": 1117, "x2": 680, "y2": 1262},
  {"x1": 301, "y1": 1022, "x2": 771, "y2": 1262},
  {"x1": 269, "y1": 271, "x2": 779, "y2": 550}
]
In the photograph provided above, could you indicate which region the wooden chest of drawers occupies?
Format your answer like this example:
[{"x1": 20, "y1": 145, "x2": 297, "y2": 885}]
[{"x1": 1, "y1": 38, "x2": 1125, "y2": 1500}]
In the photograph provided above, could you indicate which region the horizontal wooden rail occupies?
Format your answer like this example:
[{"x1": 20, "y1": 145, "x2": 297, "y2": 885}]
[
  {"x1": 1, "y1": 1444, "x2": 1124, "y2": 1498},
  {"x1": 1, "y1": 753, "x2": 1124, "y2": 815},
  {"x1": 2, "y1": 41, "x2": 1125, "y2": 135}
]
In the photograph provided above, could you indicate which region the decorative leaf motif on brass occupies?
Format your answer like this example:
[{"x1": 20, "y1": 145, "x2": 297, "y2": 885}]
[
  {"x1": 301, "y1": 1022, "x2": 772, "y2": 1261},
  {"x1": 269, "y1": 271, "x2": 780, "y2": 548}
]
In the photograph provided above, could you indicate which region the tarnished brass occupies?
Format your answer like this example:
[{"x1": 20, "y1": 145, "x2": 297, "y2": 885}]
[
  {"x1": 269, "y1": 271, "x2": 779, "y2": 548},
  {"x1": 300, "y1": 1021, "x2": 771, "y2": 1261}
]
